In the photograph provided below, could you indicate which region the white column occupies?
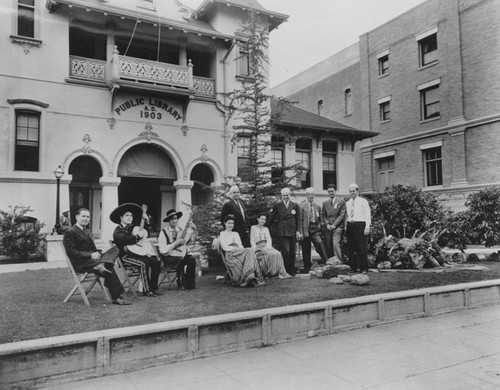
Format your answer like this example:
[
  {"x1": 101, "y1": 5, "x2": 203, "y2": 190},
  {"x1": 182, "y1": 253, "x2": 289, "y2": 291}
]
[
  {"x1": 174, "y1": 180, "x2": 194, "y2": 217},
  {"x1": 99, "y1": 177, "x2": 121, "y2": 242}
]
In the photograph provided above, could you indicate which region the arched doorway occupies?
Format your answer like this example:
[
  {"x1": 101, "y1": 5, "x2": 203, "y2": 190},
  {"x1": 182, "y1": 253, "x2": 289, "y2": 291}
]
[
  {"x1": 117, "y1": 143, "x2": 177, "y2": 236},
  {"x1": 190, "y1": 163, "x2": 214, "y2": 206},
  {"x1": 68, "y1": 156, "x2": 103, "y2": 234}
]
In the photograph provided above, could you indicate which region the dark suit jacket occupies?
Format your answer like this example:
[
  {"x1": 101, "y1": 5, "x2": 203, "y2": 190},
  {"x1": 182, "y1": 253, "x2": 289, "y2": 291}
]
[
  {"x1": 300, "y1": 201, "x2": 323, "y2": 238},
  {"x1": 63, "y1": 225, "x2": 99, "y2": 273},
  {"x1": 220, "y1": 198, "x2": 249, "y2": 245},
  {"x1": 322, "y1": 197, "x2": 346, "y2": 230},
  {"x1": 113, "y1": 224, "x2": 141, "y2": 257},
  {"x1": 267, "y1": 201, "x2": 302, "y2": 237}
]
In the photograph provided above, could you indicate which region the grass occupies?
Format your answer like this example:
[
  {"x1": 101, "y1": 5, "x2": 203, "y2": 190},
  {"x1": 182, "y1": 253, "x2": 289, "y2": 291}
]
[{"x1": 1, "y1": 262, "x2": 500, "y2": 344}]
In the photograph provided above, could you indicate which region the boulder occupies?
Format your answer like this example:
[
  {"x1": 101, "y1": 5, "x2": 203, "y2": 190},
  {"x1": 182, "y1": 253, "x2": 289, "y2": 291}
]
[
  {"x1": 338, "y1": 274, "x2": 351, "y2": 282},
  {"x1": 351, "y1": 274, "x2": 369, "y2": 285},
  {"x1": 321, "y1": 267, "x2": 339, "y2": 279},
  {"x1": 452, "y1": 252, "x2": 467, "y2": 263},
  {"x1": 328, "y1": 277, "x2": 344, "y2": 284},
  {"x1": 327, "y1": 256, "x2": 342, "y2": 266},
  {"x1": 332, "y1": 264, "x2": 351, "y2": 275},
  {"x1": 467, "y1": 253, "x2": 480, "y2": 262},
  {"x1": 377, "y1": 261, "x2": 392, "y2": 269},
  {"x1": 487, "y1": 252, "x2": 500, "y2": 262}
]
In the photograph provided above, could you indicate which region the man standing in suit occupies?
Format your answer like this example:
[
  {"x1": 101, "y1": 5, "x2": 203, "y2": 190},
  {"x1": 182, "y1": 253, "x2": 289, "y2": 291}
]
[
  {"x1": 63, "y1": 208, "x2": 130, "y2": 305},
  {"x1": 322, "y1": 184, "x2": 346, "y2": 261},
  {"x1": 220, "y1": 185, "x2": 250, "y2": 247},
  {"x1": 300, "y1": 187, "x2": 329, "y2": 272},
  {"x1": 267, "y1": 187, "x2": 302, "y2": 276}
]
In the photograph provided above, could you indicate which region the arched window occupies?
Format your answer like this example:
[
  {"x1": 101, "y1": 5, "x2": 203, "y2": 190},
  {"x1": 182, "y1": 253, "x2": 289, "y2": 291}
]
[{"x1": 345, "y1": 89, "x2": 353, "y2": 116}]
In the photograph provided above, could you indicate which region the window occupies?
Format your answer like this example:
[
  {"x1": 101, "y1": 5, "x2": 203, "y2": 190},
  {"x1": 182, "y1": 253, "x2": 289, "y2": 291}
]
[
  {"x1": 15, "y1": 110, "x2": 40, "y2": 171},
  {"x1": 424, "y1": 147, "x2": 442, "y2": 186},
  {"x1": 420, "y1": 84, "x2": 440, "y2": 120},
  {"x1": 345, "y1": 89, "x2": 352, "y2": 116},
  {"x1": 17, "y1": 0, "x2": 35, "y2": 38},
  {"x1": 237, "y1": 44, "x2": 251, "y2": 77},
  {"x1": 270, "y1": 136, "x2": 285, "y2": 183},
  {"x1": 418, "y1": 32, "x2": 437, "y2": 67},
  {"x1": 322, "y1": 140, "x2": 337, "y2": 190},
  {"x1": 295, "y1": 138, "x2": 311, "y2": 189},
  {"x1": 377, "y1": 157, "x2": 394, "y2": 191},
  {"x1": 317, "y1": 100, "x2": 324, "y2": 116},
  {"x1": 378, "y1": 52, "x2": 389, "y2": 76},
  {"x1": 379, "y1": 102, "x2": 390, "y2": 122},
  {"x1": 237, "y1": 136, "x2": 252, "y2": 181}
]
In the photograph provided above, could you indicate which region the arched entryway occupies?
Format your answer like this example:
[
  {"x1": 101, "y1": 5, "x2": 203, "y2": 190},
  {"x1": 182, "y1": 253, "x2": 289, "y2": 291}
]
[
  {"x1": 190, "y1": 163, "x2": 214, "y2": 206},
  {"x1": 68, "y1": 156, "x2": 103, "y2": 233},
  {"x1": 117, "y1": 143, "x2": 177, "y2": 235}
]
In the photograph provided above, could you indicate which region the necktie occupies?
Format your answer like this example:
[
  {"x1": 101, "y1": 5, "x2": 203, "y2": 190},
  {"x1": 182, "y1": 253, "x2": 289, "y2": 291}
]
[
  {"x1": 350, "y1": 200, "x2": 355, "y2": 219},
  {"x1": 238, "y1": 201, "x2": 245, "y2": 221},
  {"x1": 310, "y1": 203, "x2": 315, "y2": 222},
  {"x1": 172, "y1": 229, "x2": 177, "y2": 241}
]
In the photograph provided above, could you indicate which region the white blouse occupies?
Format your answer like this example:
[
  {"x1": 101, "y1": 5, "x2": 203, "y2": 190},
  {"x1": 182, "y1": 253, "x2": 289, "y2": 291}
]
[
  {"x1": 219, "y1": 230, "x2": 243, "y2": 252},
  {"x1": 250, "y1": 225, "x2": 273, "y2": 250}
]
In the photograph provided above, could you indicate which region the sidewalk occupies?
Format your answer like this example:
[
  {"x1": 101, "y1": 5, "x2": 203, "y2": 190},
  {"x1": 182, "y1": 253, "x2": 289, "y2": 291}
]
[{"x1": 46, "y1": 304, "x2": 500, "y2": 390}]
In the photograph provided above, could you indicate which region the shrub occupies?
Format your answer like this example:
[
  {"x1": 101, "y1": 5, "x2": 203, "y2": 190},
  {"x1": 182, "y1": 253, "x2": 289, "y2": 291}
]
[
  {"x1": 466, "y1": 187, "x2": 500, "y2": 247},
  {"x1": 0, "y1": 206, "x2": 46, "y2": 259},
  {"x1": 437, "y1": 211, "x2": 472, "y2": 251}
]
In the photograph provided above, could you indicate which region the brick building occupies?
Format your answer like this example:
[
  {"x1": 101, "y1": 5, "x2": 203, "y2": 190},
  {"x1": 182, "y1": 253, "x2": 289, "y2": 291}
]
[{"x1": 271, "y1": 0, "x2": 500, "y2": 210}]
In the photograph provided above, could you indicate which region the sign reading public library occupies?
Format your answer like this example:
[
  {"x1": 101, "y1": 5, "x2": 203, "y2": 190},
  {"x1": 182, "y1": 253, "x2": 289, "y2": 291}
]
[{"x1": 114, "y1": 97, "x2": 183, "y2": 121}]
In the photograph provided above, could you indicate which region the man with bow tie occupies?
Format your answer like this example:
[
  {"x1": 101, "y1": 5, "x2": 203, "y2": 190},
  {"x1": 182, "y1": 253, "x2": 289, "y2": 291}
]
[
  {"x1": 300, "y1": 187, "x2": 328, "y2": 273},
  {"x1": 63, "y1": 208, "x2": 130, "y2": 305},
  {"x1": 266, "y1": 187, "x2": 302, "y2": 276},
  {"x1": 322, "y1": 184, "x2": 346, "y2": 261},
  {"x1": 220, "y1": 185, "x2": 250, "y2": 247}
]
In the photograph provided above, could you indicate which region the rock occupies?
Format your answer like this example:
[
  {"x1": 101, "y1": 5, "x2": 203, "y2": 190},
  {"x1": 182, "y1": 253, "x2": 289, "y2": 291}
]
[
  {"x1": 338, "y1": 274, "x2": 351, "y2": 282},
  {"x1": 452, "y1": 252, "x2": 467, "y2": 263},
  {"x1": 328, "y1": 277, "x2": 344, "y2": 284},
  {"x1": 321, "y1": 267, "x2": 339, "y2": 279},
  {"x1": 350, "y1": 274, "x2": 369, "y2": 285},
  {"x1": 487, "y1": 252, "x2": 500, "y2": 262},
  {"x1": 377, "y1": 261, "x2": 391, "y2": 269},
  {"x1": 332, "y1": 264, "x2": 351, "y2": 275},
  {"x1": 478, "y1": 253, "x2": 487, "y2": 261},
  {"x1": 327, "y1": 256, "x2": 342, "y2": 266},
  {"x1": 467, "y1": 253, "x2": 480, "y2": 262}
]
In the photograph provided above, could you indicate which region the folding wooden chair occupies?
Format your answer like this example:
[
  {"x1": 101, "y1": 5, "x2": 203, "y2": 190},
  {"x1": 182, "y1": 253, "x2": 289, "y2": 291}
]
[
  {"x1": 151, "y1": 241, "x2": 181, "y2": 289},
  {"x1": 109, "y1": 240, "x2": 140, "y2": 293},
  {"x1": 62, "y1": 242, "x2": 110, "y2": 306}
]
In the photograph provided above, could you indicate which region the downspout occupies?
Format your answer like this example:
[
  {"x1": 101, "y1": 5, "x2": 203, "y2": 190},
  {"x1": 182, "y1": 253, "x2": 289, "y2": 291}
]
[{"x1": 217, "y1": 39, "x2": 236, "y2": 182}]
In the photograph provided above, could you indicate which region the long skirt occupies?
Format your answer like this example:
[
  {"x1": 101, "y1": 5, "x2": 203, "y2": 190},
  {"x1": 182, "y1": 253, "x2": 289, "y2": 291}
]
[
  {"x1": 255, "y1": 247, "x2": 292, "y2": 279},
  {"x1": 224, "y1": 248, "x2": 264, "y2": 287}
]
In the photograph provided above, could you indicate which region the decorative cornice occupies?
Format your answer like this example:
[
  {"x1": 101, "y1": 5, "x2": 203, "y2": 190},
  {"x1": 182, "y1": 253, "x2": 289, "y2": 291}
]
[
  {"x1": 7, "y1": 99, "x2": 49, "y2": 108},
  {"x1": 138, "y1": 122, "x2": 159, "y2": 142},
  {"x1": 9, "y1": 35, "x2": 42, "y2": 54}
]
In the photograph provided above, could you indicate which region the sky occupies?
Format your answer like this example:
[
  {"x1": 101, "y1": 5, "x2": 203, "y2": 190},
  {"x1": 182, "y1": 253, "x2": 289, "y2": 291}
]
[{"x1": 184, "y1": 0, "x2": 429, "y2": 87}]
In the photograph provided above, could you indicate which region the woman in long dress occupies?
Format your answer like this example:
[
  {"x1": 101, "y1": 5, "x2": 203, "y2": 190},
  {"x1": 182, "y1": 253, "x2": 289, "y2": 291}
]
[
  {"x1": 250, "y1": 212, "x2": 292, "y2": 279},
  {"x1": 219, "y1": 214, "x2": 264, "y2": 287}
]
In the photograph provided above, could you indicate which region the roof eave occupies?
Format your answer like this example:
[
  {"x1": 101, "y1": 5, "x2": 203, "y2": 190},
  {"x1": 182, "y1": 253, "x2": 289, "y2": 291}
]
[{"x1": 276, "y1": 121, "x2": 378, "y2": 140}]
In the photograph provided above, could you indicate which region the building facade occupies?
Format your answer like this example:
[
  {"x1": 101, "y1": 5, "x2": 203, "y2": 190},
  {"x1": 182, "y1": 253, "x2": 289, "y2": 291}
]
[
  {"x1": 271, "y1": 0, "x2": 500, "y2": 210},
  {"x1": 1, "y1": 0, "x2": 289, "y2": 240}
]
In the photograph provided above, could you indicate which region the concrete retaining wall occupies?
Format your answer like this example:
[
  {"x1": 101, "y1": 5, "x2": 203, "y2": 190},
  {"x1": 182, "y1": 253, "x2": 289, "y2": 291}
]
[{"x1": 1, "y1": 279, "x2": 499, "y2": 389}]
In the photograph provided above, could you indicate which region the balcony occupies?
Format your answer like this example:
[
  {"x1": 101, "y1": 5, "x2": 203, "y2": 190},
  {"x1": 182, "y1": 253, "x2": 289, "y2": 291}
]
[{"x1": 69, "y1": 53, "x2": 216, "y2": 99}]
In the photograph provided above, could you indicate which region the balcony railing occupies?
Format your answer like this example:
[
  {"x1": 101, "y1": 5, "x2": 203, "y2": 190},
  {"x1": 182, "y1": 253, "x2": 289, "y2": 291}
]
[{"x1": 69, "y1": 54, "x2": 216, "y2": 98}]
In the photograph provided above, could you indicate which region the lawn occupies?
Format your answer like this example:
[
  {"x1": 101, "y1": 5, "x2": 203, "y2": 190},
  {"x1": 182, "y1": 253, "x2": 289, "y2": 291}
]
[{"x1": 1, "y1": 262, "x2": 499, "y2": 344}]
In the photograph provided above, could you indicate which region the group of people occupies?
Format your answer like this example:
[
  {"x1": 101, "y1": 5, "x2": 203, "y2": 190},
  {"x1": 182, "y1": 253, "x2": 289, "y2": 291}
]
[
  {"x1": 63, "y1": 203, "x2": 197, "y2": 306},
  {"x1": 218, "y1": 183, "x2": 371, "y2": 287},
  {"x1": 62, "y1": 182, "x2": 372, "y2": 303}
]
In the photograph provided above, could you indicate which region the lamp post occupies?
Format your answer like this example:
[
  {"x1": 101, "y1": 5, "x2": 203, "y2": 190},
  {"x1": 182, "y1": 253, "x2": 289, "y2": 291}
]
[{"x1": 53, "y1": 165, "x2": 64, "y2": 235}]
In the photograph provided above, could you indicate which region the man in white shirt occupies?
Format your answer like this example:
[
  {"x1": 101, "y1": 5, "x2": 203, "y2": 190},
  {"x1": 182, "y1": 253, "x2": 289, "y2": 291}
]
[{"x1": 345, "y1": 183, "x2": 371, "y2": 274}]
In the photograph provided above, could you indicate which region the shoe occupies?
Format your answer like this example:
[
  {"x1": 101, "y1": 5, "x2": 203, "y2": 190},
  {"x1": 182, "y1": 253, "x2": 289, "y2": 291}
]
[
  {"x1": 112, "y1": 297, "x2": 131, "y2": 305},
  {"x1": 143, "y1": 291, "x2": 156, "y2": 297},
  {"x1": 93, "y1": 264, "x2": 111, "y2": 275},
  {"x1": 152, "y1": 290, "x2": 163, "y2": 296}
]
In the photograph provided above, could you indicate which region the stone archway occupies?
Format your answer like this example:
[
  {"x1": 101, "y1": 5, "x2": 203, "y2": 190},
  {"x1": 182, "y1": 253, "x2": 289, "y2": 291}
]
[
  {"x1": 190, "y1": 163, "x2": 215, "y2": 206},
  {"x1": 68, "y1": 155, "x2": 103, "y2": 234},
  {"x1": 117, "y1": 143, "x2": 177, "y2": 235}
]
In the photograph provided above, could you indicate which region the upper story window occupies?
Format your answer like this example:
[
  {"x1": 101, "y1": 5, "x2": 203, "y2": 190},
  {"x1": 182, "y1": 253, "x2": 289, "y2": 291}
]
[
  {"x1": 322, "y1": 140, "x2": 338, "y2": 190},
  {"x1": 418, "y1": 78, "x2": 440, "y2": 121},
  {"x1": 417, "y1": 28, "x2": 438, "y2": 67},
  {"x1": 378, "y1": 96, "x2": 391, "y2": 122},
  {"x1": 17, "y1": 0, "x2": 35, "y2": 38},
  {"x1": 237, "y1": 135, "x2": 252, "y2": 181},
  {"x1": 15, "y1": 110, "x2": 40, "y2": 171},
  {"x1": 295, "y1": 138, "x2": 311, "y2": 189},
  {"x1": 377, "y1": 156, "x2": 395, "y2": 191},
  {"x1": 344, "y1": 89, "x2": 353, "y2": 116},
  {"x1": 317, "y1": 100, "x2": 324, "y2": 116},
  {"x1": 237, "y1": 44, "x2": 252, "y2": 77},
  {"x1": 377, "y1": 50, "x2": 390, "y2": 76}
]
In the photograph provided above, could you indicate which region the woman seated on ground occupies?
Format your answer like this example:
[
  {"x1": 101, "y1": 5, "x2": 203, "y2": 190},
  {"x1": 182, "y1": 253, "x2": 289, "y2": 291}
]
[
  {"x1": 219, "y1": 214, "x2": 264, "y2": 287},
  {"x1": 250, "y1": 212, "x2": 292, "y2": 279}
]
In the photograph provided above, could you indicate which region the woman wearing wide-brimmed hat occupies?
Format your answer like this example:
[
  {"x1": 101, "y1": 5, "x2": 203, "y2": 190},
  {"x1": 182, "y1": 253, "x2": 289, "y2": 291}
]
[{"x1": 111, "y1": 203, "x2": 161, "y2": 297}]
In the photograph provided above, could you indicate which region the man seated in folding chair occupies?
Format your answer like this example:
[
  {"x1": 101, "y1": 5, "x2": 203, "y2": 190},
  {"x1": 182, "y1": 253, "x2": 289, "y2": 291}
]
[
  {"x1": 158, "y1": 209, "x2": 197, "y2": 290},
  {"x1": 63, "y1": 208, "x2": 131, "y2": 305}
]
